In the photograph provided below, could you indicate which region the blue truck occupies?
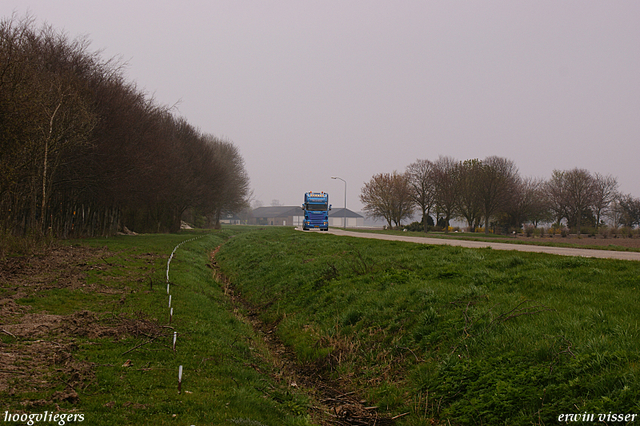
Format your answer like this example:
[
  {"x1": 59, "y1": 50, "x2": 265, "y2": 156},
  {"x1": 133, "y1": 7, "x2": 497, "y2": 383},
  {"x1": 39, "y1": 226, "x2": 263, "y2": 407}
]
[{"x1": 302, "y1": 192, "x2": 331, "y2": 231}]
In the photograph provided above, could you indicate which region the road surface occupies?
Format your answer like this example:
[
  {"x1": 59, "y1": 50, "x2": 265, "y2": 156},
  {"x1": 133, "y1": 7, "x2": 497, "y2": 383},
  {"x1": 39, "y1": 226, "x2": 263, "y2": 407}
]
[{"x1": 323, "y1": 228, "x2": 640, "y2": 262}]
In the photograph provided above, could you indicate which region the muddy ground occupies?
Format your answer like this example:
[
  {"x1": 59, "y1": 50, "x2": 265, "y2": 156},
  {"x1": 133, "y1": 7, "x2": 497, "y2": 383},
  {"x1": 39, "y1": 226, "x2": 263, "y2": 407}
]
[{"x1": 0, "y1": 245, "x2": 165, "y2": 409}]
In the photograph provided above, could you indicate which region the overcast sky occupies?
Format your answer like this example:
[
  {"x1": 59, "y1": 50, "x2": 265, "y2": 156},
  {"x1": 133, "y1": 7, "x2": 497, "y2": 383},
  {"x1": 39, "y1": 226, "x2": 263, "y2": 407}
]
[{"x1": 3, "y1": 1, "x2": 639, "y2": 211}]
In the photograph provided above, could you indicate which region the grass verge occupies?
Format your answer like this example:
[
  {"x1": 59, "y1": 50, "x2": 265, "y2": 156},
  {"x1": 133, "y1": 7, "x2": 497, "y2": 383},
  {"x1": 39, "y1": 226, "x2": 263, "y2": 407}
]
[
  {"x1": 349, "y1": 228, "x2": 640, "y2": 252},
  {"x1": 215, "y1": 227, "x2": 640, "y2": 425},
  {"x1": 1, "y1": 229, "x2": 313, "y2": 425}
]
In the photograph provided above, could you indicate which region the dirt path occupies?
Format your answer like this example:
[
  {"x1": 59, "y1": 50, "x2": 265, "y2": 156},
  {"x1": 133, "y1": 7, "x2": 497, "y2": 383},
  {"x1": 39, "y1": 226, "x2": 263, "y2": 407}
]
[{"x1": 325, "y1": 229, "x2": 640, "y2": 262}]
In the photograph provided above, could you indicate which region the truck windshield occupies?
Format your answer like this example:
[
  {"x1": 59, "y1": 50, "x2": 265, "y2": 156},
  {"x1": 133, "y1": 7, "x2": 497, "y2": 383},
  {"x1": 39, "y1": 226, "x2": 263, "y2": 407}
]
[{"x1": 306, "y1": 203, "x2": 328, "y2": 211}]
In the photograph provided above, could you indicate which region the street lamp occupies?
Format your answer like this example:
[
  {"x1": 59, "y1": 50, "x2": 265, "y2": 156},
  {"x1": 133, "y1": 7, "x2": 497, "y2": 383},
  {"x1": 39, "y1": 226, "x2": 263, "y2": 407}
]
[{"x1": 331, "y1": 176, "x2": 347, "y2": 229}]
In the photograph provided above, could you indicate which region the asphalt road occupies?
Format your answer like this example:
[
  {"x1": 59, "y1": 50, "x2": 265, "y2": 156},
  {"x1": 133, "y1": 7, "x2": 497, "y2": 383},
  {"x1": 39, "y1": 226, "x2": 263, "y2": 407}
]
[{"x1": 324, "y1": 228, "x2": 640, "y2": 262}]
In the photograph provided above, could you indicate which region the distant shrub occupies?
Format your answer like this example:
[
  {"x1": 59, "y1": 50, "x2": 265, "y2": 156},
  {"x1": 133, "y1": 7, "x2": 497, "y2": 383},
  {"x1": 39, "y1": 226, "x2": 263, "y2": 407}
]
[
  {"x1": 620, "y1": 227, "x2": 632, "y2": 238},
  {"x1": 404, "y1": 221, "x2": 424, "y2": 232},
  {"x1": 524, "y1": 225, "x2": 535, "y2": 237},
  {"x1": 549, "y1": 225, "x2": 568, "y2": 236}
]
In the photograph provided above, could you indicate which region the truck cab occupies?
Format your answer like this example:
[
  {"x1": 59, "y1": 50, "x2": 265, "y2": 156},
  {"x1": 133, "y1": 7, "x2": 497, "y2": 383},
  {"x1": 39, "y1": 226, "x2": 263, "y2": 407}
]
[{"x1": 302, "y1": 192, "x2": 331, "y2": 231}]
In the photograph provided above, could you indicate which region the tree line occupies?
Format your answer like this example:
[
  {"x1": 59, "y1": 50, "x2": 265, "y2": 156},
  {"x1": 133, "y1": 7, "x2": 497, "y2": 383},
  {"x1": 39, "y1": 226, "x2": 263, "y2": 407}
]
[
  {"x1": 360, "y1": 155, "x2": 640, "y2": 234},
  {"x1": 0, "y1": 15, "x2": 250, "y2": 239}
]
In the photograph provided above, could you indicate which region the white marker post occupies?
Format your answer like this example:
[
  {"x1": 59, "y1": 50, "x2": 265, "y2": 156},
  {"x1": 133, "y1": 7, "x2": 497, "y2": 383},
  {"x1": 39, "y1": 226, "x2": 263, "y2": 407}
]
[
  {"x1": 172, "y1": 331, "x2": 177, "y2": 351},
  {"x1": 169, "y1": 307, "x2": 173, "y2": 324},
  {"x1": 178, "y1": 365, "x2": 183, "y2": 394},
  {"x1": 168, "y1": 295, "x2": 172, "y2": 308},
  {"x1": 166, "y1": 254, "x2": 172, "y2": 282}
]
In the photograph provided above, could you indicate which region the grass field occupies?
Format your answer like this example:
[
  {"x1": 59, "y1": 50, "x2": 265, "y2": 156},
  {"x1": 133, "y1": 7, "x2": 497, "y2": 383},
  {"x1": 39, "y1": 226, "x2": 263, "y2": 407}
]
[
  {"x1": 215, "y1": 227, "x2": 640, "y2": 425},
  {"x1": 2, "y1": 226, "x2": 640, "y2": 425},
  {"x1": 1, "y1": 228, "x2": 313, "y2": 426}
]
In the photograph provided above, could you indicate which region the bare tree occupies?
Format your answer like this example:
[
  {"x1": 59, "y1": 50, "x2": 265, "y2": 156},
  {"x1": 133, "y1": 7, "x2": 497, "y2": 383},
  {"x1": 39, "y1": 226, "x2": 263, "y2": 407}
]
[
  {"x1": 607, "y1": 199, "x2": 624, "y2": 229},
  {"x1": 503, "y1": 177, "x2": 550, "y2": 228},
  {"x1": 360, "y1": 172, "x2": 414, "y2": 229},
  {"x1": 478, "y1": 156, "x2": 520, "y2": 234},
  {"x1": 618, "y1": 194, "x2": 640, "y2": 229},
  {"x1": 456, "y1": 159, "x2": 484, "y2": 231},
  {"x1": 544, "y1": 171, "x2": 567, "y2": 226},
  {"x1": 545, "y1": 168, "x2": 596, "y2": 234},
  {"x1": 406, "y1": 159, "x2": 435, "y2": 232},
  {"x1": 206, "y1": 136, "x2": 251, "y2": 228},
  {"x1": 361, "y1": 173, "x2": 394, "y2": 228},
  {"x1": 0, "y1": 14, "x2": 251, "y2": 239},
  {"x1": 431, "y1": 156, "x2": 459, "y2": 233},
  {"x1": 563, "y1": 168, "x2": 597, "y2": 234},
  {"x1": 0, "y1": 16, "x2": 98, "y2": 234},
  {"x1": 523, "y1": 177, "x2": 552, "y2": 227},
  {"x1": 591, "y1": 173, "x2": 618, "y2": 230},
  {"x1": 390, "y1": 172, "x2": 415, "y2": 228}
]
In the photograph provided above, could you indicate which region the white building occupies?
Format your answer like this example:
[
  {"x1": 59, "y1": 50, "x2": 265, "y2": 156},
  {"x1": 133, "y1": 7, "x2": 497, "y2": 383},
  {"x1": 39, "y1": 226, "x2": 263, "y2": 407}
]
[
  {"x1": 329, "y1": 208, "x2": 364, "y2": 228},
  {"x1": 250, "y1": 206, "x2": 364, "y2": 228}
]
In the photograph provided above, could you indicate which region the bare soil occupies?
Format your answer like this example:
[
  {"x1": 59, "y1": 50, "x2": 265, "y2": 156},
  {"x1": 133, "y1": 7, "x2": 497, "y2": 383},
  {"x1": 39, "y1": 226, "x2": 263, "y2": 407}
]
[{"x1": 0, "y1": 245, "x2": 165, "y2": 408}]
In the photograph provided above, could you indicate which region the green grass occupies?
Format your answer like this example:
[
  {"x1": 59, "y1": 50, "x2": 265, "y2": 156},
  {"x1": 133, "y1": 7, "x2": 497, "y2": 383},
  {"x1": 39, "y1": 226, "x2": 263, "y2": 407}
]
[
  {"x1": 215, "y1": 227, "x2": 640, "y2": 425},
  {"x1": 15, "y1": 287, "x2": 113, "y2": 314},
  {"x1": 5, "y1": 226, "x2": 640, "y2": 425},
  {"x1": 1, "y1": 228, "x2": 314, "y2": 426}
]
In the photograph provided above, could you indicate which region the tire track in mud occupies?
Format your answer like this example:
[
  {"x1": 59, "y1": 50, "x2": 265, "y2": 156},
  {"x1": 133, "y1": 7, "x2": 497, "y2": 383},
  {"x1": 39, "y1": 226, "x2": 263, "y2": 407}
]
[{"x1": 209, "y1": 245, "x2": 400, "y2": 426}]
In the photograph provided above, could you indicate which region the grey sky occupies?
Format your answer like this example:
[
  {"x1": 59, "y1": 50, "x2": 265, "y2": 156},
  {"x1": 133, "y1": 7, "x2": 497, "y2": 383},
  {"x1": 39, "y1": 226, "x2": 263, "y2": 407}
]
[{"x1": 4, "y1": 1, "x2": 639, "y2": 211}]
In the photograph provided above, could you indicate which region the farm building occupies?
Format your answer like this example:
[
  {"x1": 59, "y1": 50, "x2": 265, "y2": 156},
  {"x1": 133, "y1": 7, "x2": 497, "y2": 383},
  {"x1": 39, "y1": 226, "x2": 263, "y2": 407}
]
[{"x1": 249, "y1": 206, "x2": 364, "y2": 228}]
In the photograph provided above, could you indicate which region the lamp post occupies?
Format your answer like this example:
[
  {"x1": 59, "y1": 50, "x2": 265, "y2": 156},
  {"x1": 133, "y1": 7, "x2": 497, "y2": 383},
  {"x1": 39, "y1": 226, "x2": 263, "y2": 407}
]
[{"x1": 331, "y1": 176, "x2": 347, "y2": 229}]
